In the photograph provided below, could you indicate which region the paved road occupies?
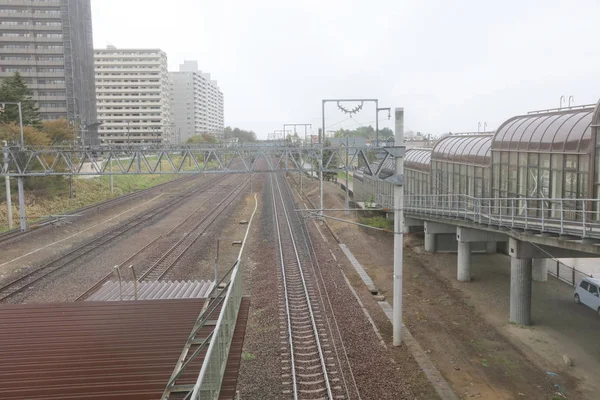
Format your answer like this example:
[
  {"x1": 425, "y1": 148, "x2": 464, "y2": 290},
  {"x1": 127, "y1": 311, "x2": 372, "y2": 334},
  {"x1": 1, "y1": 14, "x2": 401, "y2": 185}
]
[{"x1": 424, "y1": 249, "x2": 600, "y2": 396}]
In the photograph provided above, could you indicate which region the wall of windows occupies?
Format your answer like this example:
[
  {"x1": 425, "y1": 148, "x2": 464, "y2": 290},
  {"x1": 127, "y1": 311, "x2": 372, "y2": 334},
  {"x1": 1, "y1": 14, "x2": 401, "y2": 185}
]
[
  {"x1": 431, "y1": 135, "x2": 492, "y2": 199},
  {"x1": 405, "y1": 149, "x2": 431, "y2": 197},
  {"x1": 491, "y1": 108, "x2": 596, "y2": 219}
]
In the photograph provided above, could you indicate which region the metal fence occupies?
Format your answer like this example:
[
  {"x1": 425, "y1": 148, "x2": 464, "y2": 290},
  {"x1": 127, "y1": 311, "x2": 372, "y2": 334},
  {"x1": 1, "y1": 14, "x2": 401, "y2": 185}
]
[
  {"x1": 547, "y1": 260, "x2": 593, "y2": 287},
  {"x1": 193, "y1": 259, "x2": 243, "y2": 398},
  {"x1": 162, "y1": 194, "x2": 258, "y2": 400},
  {"x1": 403, "y1": 194, "x2": 600, "y2": 239}
]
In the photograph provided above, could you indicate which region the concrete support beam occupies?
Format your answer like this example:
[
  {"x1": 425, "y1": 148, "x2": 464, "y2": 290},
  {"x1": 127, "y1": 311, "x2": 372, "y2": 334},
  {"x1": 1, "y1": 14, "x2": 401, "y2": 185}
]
[
  {"x1": 508, "y1": 237, "x2": 596, "y2": 259},
  {"x1": 532, "y1": 259, "x2": 549, "y2": 282},
  {"x1": 486, "y1": 242, "x2": 497, "y2": 254},
  {"x1": 424, "y1": 221, "x2": 455, "y2": 253},
  {"x1": 424, "y1": 221, "x2": 455, "y2": 235},
  {"x1": 404, "y1": 217, "x2": 424, "y2": 234},
  {"x1": 510, "y1": 257, "x2": 532, "y2": 325},
  {"x1": 457, "y1": 241, "x2": 471, "y2": 282},
  {"x1": 456, "y1": 227, "x2": 508, "y2": 243}
]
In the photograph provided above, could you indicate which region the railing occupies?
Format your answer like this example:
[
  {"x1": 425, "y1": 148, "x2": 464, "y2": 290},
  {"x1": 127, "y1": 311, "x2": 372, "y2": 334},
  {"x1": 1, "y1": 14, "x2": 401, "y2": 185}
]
[
  {"x1": 162, "y1": 194, "x2": 258, "y2": 400},
  {"x1": 547, "y1": 260, "x2": 593, "y2": 287},
  {"x1": 193, "y1": 258, "x2": 243, "y2": 398},
  {"x1": 403, "y1": 194, "x2": 600, "y2": 239}
]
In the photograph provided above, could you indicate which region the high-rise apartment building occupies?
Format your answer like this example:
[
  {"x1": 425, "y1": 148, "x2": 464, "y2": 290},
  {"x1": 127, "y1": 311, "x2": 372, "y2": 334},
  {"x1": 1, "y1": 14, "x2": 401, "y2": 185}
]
[
  {"x1": 0, "y1": 0, "x2": 98, "y2": 144},
  {"x1": 94, "y1": 46, "x2": 172, "y2": 146},
  {"x1": 169, "y1": 61, "x2": 224, "y2": 143}
]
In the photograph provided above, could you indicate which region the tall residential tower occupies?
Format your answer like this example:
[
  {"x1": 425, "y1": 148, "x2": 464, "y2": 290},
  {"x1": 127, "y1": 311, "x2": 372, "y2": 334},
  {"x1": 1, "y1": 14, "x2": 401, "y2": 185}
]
[
  {"x1": 0, "y1": 0, "x2": 98, "y2": 144},
  {"x1": 94, "y1": 46, "x2": 172, "y2": 146},
  {"x1": 169, "y1": 61, "x2": 224, "y2": 143}
]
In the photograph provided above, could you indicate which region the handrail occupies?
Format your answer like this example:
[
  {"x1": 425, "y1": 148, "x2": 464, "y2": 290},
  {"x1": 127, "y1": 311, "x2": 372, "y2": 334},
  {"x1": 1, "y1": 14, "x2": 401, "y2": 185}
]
[
  {"x1": 401, "y1": 194, "x2": 600, "y2": 239},
  {"x1": 162, "y1": 193, "x2": 259, "y2": 400}
]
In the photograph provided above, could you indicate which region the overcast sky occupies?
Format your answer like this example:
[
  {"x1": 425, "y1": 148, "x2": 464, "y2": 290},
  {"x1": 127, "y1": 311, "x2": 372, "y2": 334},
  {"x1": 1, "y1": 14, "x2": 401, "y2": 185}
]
[{"x1": 91, "y1": 0, "x2": 600, "y2": 139}]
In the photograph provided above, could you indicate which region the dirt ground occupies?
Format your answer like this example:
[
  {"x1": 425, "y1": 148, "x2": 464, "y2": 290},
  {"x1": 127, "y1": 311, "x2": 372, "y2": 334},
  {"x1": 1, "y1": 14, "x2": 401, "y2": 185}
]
[
  {"x1": 298, "y1": 176, "x2": 580, "y2": 400},
  {"x1": 237, "y1": 174, "x2": 441, "y2": 399}
]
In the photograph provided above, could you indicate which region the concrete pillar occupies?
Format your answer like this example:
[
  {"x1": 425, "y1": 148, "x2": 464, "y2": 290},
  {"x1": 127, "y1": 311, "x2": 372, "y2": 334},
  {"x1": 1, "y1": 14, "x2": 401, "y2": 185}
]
[
  {"x1": 424, "y1": 232, "x2": 435, "y2": 252},
  {"x1": 457, "y1": 242, "x2": 471, "y2": 281},
  {"x1": 532, "y1": 259, "x2": 548, "y2": 282},
  {"x1": 510, "y1": 258, "x2": 532, "y2": 325},
  {"x1": 485, "y1": 242, "x2": 496, "y2": 254}
]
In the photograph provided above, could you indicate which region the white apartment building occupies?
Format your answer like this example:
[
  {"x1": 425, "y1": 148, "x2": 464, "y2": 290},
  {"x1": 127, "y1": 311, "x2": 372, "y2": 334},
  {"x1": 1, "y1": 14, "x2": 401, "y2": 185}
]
[
  {"x1": 169, "y1": 61, "x2": 224, "y2": 143},
  {"x1": 94, "y1": 46, "x2": 172, "y2": 146}
]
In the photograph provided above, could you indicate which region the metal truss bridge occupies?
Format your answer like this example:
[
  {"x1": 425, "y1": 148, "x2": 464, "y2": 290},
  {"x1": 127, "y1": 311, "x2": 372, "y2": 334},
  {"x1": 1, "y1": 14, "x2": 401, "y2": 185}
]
[{"x1": 1, "y1": 145, "x2": 401, "y2": 177}]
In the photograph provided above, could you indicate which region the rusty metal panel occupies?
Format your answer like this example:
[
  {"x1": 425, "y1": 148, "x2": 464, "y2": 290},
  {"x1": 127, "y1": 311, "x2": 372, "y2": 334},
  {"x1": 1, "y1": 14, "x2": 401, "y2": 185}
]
[
  {"x1": 85, "y1": 280, "x2": 216, "y2": 302},
  {"x1": 0, "y1": 299, "x2": 216, "y2": 400}
]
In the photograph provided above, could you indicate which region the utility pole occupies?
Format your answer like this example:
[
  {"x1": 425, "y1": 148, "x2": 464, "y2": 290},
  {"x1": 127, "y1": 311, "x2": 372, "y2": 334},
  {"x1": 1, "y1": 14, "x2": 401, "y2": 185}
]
[
  {"x1": 392, "y1": 107, "x2": 405, "y2": 346},
  {"x1": 2, "y1": 141, "x2": 12, "y2": 229},
  {"x1": 284, "y1": 123, "x2": 312, "y2": 195},
  {"x1": 0, "y1": 102, "x2": 24, "y2": 147},
  {"x1": 0, "y1": 102, "x2": 27, "y2": 231}
]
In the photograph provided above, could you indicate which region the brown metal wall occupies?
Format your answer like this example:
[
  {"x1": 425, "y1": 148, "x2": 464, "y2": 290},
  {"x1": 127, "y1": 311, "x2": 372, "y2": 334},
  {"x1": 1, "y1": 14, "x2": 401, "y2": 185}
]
[{"x1": 0, "y1": 299, "x2": 206, "y2": 400}]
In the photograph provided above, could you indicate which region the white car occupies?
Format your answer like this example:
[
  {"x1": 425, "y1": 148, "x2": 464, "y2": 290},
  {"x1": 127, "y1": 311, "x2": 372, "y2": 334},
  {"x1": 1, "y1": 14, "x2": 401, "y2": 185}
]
[{"x1": 574, "y1": 277, "x2": 600, "y2": 316}]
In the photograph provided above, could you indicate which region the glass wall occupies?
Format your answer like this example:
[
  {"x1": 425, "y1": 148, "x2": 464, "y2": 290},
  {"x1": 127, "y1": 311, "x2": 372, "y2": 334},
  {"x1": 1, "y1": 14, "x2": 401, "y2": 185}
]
[
  {"x1": 431, "y1": 135, "x2": 492, "y2": 204},
  {"x1": 491, "y1": 108, "x2": 596, "y2": 219},
  {"x1": 404, "y1": 149, "x2": 431, "y2": 197}
]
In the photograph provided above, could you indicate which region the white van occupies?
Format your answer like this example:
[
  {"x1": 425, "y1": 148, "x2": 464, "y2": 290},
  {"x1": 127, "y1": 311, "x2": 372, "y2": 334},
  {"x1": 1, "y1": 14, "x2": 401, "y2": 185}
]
[{"x1": 574, "y1": 277, "x2": 600, "y2": 316}]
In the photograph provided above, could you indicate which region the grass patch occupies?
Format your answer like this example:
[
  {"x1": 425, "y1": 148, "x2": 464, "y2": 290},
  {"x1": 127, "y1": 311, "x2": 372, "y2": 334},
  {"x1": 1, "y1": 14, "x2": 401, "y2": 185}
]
[
  {"x1": 359, "y1": 215, "x2": 393, "y2": 231},
  {"x1": 241, "y1": 352, "x2": 256, "y2": 361},
  {"x1": 0, "y1": 174, "x2": 178, "y2": 231},
  {"x1": 337, "y1": 171, "x2": 353, "y2": 182}
]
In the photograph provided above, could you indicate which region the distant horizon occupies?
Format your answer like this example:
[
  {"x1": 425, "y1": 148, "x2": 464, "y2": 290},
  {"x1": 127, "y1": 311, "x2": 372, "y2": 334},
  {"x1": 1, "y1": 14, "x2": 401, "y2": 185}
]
[{"x1": 89, "y1": 0, "x2": 600, "y2": 139}]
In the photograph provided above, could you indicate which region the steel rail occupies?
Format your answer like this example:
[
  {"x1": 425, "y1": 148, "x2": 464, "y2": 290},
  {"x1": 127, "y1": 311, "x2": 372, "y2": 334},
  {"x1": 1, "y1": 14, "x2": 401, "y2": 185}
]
[
  {"x1": 271, "y1": 172, "x2": 333, "y2": 400},
  {"x1": 0, "y1": 175, "x2": 224, "y2": 302},
  {"x1": 138, "y1": 175, "x2": 250, "y2": 281}
]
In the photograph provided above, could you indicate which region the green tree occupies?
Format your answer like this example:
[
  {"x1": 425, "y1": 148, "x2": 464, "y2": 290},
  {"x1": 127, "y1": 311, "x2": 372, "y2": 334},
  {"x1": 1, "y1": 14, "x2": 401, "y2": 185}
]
[
  {"x1": 379, "y1": 127, "x2": 394, "y2": 138},
  {"x1": 0, "y1": 122, "x2": 51, "y2": 146},
  {"x1": 0, "y1": 73, "x2": 41, "y2": 127},
  {"x1": 41, "y1": 118, "x2": 75, "y2": 144},
  {"x1": 186, "y1": 133, "x2": 219, "y2": 144}
]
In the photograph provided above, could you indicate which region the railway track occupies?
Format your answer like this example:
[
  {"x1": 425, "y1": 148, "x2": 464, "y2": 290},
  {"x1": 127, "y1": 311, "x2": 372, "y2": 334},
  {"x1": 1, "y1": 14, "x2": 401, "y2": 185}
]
[
  {"x1": 138, "y1": 175, "x2": 250, "y2": 281},
  {"x1": 75, "y1": 175, "x2": 250, "y2": 300},
  {"x1": 0, "y1": 174, "x2": 226, "y2": 302},
  {"x1": 271, "y1": 172, "x2": 345, "y2": 400},
  {"x1": 0, "y1": 175, "x2": 200, "y2": 246}
]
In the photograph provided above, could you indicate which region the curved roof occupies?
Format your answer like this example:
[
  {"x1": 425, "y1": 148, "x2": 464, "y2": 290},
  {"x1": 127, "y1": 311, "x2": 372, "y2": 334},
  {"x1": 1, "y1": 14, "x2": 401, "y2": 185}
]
[
  {"x1": 405, "y1": 148, "x2": 432, "y2": 172},
  {"x1": 492, "y1": 107, "x2": 598, "y2": 154},
  {"x1": 432, "y1": 135, "x2": 492, "y2": 166}
]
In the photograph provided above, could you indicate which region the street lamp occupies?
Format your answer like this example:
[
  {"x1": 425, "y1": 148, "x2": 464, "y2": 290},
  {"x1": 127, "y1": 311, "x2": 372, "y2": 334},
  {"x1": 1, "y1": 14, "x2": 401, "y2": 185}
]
[{"x1": 0, "y1": 102, "x2": 24, "y2": 147}]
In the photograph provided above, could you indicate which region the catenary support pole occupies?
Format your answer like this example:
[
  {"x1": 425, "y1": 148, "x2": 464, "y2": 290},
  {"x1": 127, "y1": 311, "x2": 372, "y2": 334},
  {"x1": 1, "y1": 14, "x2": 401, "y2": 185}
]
[
  {"x1": 17, "y1": 176, "x2": 26, "y2": 231},
  {"x1": 3, "y1": 142, "x2": 12, "y2": 229},
  {"x1": 110, "y1": 158, "x2": 114, "y2": 193},
  {"x1": 345, "y1": 136, "x2": 349, "y2": 216},
  {"x1": 321, "y1": 102, "x2": 325, "y2": 222},
  {"x1": 393, "y1": 107, "x2": 405, "y2": 346},
  {"x1": 17, "y1": 102, "x2": 24, "y2": 148},
  {"x1": 375, "y1": 99, "x2": 379, "y2": 147}
]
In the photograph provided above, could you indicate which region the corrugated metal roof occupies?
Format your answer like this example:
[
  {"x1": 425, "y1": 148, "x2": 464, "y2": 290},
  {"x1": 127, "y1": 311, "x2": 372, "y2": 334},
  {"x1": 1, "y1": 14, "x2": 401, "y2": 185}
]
[
  {"x1": 432, "y1": 135, "x2": 492, "y2": 166},
  {"x1": 86, "y1": 280, "x2": 215, "y2": 302},
  {"x1": 493, "y1": 108, "x2": 596, "y2": 154},
  {"x1": 0, "y1": 299, "x2": 249, "y2": 400},
  {"x1": 0, "y1": 299, "x2": 205, "y2": 400},
  {"x1": 405, "y1": 148, "x2": 432, "y2": 172}
]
